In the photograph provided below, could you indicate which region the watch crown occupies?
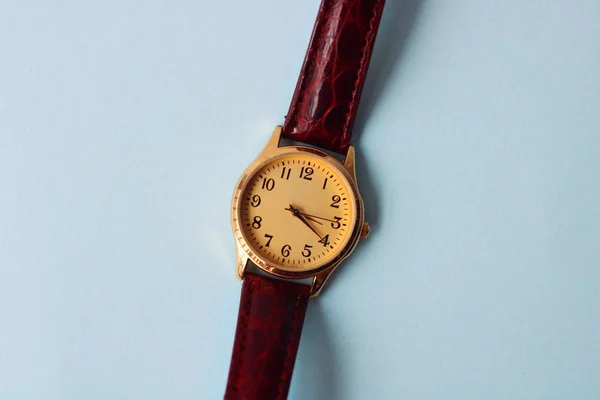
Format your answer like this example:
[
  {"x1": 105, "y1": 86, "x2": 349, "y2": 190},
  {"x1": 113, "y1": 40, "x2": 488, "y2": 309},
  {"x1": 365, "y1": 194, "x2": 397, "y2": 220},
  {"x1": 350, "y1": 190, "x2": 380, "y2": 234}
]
[{"x1": 360, "y1": 222, "x2": 370, "y2": 239}]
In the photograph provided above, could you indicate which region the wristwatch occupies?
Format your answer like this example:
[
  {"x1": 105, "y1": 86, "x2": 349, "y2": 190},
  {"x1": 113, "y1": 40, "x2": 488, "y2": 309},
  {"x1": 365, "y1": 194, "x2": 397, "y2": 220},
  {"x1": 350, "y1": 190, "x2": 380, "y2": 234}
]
[{"x1": 225, "y1": 0, "x2": 385, "y2": 399}]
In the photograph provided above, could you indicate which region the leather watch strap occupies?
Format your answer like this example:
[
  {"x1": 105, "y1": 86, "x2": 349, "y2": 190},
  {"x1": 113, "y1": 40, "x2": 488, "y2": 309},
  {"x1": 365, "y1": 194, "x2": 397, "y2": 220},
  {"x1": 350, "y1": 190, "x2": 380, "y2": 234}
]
[
  {"x1": 226, "y1": 1, "x2": 385, "y2": 398},
  {"x1": 225, "y1": 273, "x2": 310, "y2": 400},
  {"x1": 282, "y1": 0, "x2": 386, "y2": 155}
]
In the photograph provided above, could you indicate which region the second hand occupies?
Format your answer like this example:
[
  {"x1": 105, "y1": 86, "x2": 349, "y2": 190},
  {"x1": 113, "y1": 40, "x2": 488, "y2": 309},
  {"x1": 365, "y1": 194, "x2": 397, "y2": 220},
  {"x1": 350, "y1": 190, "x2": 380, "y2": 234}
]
[{"x1": 298, "y1": 212, "x2": 338, "y2": 223}]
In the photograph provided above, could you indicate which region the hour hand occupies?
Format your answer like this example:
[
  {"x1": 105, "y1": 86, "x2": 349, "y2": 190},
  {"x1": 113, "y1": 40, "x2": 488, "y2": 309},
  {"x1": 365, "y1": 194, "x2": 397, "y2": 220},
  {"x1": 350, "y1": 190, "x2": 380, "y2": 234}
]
[
  {"x1": 297, "y1": 213, "x2": 323, "y2": 239},
  {"x1": 296, "y1": 212, "x2": 337, "y2": 224},
  {"x1": 285, "y1": 205, "x2": 323, "y2": 225},
  {"x1": 303, "y1": 215, "x2": 324, "y2": 225}
]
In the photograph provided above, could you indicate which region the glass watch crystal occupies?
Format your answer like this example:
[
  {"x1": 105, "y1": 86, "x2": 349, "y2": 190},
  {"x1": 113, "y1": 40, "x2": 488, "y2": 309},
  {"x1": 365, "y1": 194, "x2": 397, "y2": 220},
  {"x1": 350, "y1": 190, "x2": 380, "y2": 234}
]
[{"x1": 233, "y1": 150, "x2": 360, "y2": 275}]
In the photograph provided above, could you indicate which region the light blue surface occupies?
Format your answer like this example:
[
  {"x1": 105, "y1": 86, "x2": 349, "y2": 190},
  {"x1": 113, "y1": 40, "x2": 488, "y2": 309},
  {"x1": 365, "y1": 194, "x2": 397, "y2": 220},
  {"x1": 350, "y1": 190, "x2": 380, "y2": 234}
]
[{"x1": 1, "y1": 1, "x2": 599, "y2": 399}]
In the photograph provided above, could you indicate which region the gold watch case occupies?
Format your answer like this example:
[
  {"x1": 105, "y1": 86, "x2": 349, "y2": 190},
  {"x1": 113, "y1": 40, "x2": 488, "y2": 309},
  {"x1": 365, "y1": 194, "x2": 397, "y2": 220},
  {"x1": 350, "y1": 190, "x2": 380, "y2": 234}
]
[{"x1": 231, "y1": 126, "x2": 368, "y2": 296}]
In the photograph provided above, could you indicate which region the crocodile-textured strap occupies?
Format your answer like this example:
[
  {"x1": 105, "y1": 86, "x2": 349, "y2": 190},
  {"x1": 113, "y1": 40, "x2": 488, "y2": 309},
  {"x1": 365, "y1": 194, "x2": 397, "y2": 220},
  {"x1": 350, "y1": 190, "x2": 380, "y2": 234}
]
[
  {"x1": 282, "y1": 0, "x2": 386, "y2": 155},
  {"x1": 224, "y1": 273, "x2": 310, "y2": 400}
]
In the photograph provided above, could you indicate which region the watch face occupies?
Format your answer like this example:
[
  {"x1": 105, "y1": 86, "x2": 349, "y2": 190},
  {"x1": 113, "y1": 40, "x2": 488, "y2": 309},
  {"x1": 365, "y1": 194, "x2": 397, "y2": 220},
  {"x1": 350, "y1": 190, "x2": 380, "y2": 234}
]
[{"x1": 234, "y1": 151, "x2": 358, "y2": 273}]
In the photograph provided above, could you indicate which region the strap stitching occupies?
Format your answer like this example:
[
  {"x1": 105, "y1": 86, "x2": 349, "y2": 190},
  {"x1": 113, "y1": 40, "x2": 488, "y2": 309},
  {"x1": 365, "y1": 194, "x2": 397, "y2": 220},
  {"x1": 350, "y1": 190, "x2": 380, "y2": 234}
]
[
  {"x1": 276, "y1": 293, "x2": 303, "y2": 399},
  {"x1": 285, "y1": 0, "x2": 332, "y2": 131},
  {"x1": 231, "y1": 280, "x2": 254, "y2": 394},
  {"x1": 341, "y1": 0, "x2": 384, "y2": 139}
]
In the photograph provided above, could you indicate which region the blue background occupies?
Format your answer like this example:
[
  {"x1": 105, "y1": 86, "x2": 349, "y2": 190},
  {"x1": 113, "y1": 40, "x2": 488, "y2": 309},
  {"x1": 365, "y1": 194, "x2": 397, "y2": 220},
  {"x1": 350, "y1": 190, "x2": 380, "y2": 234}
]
[{"x1": 1, "y1": 1, "x2": 599, "y2": 399}]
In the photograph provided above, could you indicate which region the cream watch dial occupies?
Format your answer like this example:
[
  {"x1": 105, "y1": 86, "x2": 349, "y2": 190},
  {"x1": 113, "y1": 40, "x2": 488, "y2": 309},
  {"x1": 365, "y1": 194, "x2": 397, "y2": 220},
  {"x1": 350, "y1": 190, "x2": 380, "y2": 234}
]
[{"x1": 238, "y1": 153, "x2": 356, "y2": 272}]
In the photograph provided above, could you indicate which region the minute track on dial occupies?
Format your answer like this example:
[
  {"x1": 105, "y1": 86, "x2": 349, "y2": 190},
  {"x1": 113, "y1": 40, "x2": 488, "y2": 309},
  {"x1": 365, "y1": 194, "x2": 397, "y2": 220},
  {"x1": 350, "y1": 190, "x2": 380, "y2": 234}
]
[{"x1": 238, "y1": 152, "x2": 356, "y2": 271}]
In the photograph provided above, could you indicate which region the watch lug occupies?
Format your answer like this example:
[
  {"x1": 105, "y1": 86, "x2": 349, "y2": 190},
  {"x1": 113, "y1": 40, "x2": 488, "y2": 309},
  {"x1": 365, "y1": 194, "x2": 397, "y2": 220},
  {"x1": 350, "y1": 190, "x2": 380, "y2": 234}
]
[
  {"x1": 261, "y1": 125, "x2": 283, "y2": 152},
  {"x1": 310, "y1": 267, "x2": 336, "y2": 297},
  {"x1": 236, "y1": 248, "x2": 249, "y2": 280},
  {"x1": 343, "y1": 145, "x2": 357, "y2": 182}
]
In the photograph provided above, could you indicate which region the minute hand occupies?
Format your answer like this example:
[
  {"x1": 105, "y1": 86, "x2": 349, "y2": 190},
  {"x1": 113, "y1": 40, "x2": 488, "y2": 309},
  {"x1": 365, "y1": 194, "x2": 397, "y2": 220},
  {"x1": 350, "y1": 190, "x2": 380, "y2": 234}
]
[{"x1": 296, "y1": 213, "x2": 323, "y2": 239}]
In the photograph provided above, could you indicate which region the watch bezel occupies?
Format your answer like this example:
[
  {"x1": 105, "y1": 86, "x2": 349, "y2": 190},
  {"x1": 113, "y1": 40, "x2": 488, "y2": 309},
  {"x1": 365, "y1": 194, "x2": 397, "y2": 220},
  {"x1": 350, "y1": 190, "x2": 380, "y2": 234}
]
[{"x1": 231, "y1": 127, "x2": 364, "y2": 281}]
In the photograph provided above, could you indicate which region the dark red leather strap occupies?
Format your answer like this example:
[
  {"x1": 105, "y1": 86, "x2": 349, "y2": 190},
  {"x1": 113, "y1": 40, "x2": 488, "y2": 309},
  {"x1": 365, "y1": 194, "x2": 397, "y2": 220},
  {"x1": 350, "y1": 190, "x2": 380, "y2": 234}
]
[
  {"x1": 225, "y1": 273, "x2": 310, "y2": 400},
  {"x1": 282, "y1": 0, "x2": 386, "y2": 155}
]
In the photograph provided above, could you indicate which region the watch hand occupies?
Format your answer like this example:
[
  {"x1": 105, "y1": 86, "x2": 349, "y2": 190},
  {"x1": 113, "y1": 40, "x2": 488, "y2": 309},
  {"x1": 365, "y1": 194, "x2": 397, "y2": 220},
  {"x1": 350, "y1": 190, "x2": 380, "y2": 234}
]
[
  {"x1": 285, "y1": 205, "x2": 323, "y2": 239},
  {"x1": 304, "y1": 215, "x2": 325, "y2": 225},
  {"x1": 297, "y1": 213, "x2": 323, "y2": 239},
  {"x1": 285, "y1": 205, "x2": 325, "y2": 224},
  {"x1": 297, "y1": 212, "x2": 339, "y2": 224},
  {"x1": 285, "y1": 205, "x2": 322, "y2": 226},
  {"x1": 294, "y1": 213, "x2": 323, "y2": 225}
]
